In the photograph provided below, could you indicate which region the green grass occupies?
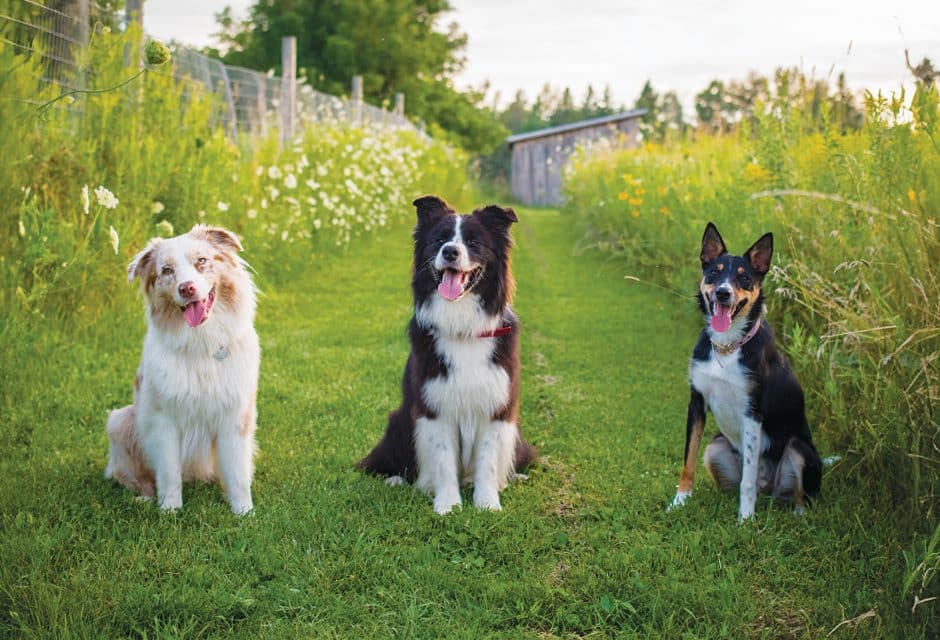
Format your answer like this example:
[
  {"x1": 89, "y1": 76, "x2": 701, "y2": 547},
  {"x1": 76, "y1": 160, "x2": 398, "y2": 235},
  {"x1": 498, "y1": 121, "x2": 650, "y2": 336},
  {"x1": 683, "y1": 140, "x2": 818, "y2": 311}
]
[{"x1": 0, "y1": 208, "x2": 931, "y2": 639}]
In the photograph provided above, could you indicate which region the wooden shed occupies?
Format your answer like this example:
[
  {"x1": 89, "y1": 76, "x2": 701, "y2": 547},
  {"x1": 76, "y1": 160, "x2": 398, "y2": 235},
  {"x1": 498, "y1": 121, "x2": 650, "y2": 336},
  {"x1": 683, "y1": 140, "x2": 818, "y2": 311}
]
[{"x1": 507, "y1": 109, "x2": 647, "y2": 206}]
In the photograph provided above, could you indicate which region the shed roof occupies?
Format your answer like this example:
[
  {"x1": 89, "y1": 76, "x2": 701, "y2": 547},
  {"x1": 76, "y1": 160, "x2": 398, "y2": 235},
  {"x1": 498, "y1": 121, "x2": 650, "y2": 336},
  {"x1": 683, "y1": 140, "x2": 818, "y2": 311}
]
[{"x1": 506, "y1": 109, "x2": 647, "y2": 146}]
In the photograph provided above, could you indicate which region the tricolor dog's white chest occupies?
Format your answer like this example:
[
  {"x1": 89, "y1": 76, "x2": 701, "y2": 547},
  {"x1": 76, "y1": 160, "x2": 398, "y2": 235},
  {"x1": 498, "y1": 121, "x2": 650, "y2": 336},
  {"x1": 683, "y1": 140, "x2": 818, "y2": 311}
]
[{"x1": 689, "y1": 352, "x2": 753, "y2": 451}]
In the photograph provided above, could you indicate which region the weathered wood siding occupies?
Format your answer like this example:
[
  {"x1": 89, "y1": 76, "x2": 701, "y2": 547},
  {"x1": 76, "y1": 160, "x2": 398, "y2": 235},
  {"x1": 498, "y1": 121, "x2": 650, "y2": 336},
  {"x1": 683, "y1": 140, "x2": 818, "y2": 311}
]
[{"x1": 510, "y1": 118, "x2": 641, "y2": 206}]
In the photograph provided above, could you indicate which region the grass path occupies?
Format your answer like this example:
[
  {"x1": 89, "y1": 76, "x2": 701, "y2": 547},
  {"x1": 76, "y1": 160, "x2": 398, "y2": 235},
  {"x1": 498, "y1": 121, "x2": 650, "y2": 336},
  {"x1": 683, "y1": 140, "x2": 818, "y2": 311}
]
[{"x1": 0, "y1": 208, "x2": 926, "y2": 638}]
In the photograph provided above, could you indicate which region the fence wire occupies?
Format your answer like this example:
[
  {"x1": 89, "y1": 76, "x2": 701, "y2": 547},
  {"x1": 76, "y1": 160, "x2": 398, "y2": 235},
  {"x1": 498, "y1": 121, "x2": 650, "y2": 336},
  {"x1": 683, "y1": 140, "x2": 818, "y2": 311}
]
[{"x1": 0, "y1": 0, "x2": 419, "y2": 137}]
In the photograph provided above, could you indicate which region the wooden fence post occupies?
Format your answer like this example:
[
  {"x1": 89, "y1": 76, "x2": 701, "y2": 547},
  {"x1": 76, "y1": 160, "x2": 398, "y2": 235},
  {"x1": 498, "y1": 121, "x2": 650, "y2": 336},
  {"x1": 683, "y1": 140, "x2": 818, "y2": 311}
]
[
  {"x1": 280, "y1": 36, "x2": 297, "y2": 147},
  {"x1": 351, "y1": 75, "x2": 363, "y2": 125},
  {"x1": 394, "y1": 92, "x2": 404, "y2": 123}
]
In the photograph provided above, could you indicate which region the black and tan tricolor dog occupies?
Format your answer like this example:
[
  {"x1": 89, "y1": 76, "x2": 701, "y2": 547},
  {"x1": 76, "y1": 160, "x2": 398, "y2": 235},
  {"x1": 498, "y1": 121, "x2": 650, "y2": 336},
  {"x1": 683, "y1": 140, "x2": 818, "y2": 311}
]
[{"x1": 669, "y1": 223, "x2": 822, "y2": 521}]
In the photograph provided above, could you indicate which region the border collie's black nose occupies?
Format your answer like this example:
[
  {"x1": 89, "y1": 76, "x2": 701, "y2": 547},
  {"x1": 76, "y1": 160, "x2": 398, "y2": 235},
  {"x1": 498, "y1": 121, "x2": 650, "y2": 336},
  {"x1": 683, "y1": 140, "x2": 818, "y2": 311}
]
[
  {"x1": 716, "y1": 287, "x2": 732, "y2": 304},
  {"x1": 441, "y1": 244, "x2": 459, "y2": 262}
]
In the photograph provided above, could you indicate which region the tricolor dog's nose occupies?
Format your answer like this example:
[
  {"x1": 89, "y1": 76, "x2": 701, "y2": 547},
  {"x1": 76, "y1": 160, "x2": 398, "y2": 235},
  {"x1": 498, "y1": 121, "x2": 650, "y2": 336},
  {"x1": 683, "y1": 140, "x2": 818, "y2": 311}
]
[
  {"x1": 441, "y1": 244, "x2": 460, "y2": 262},
  {"x1": 178, "y1": 281, "x2": 197, "y2": 298},
  {"x1": 716, "y1": 286, "x2": 732, "y2": 304}
]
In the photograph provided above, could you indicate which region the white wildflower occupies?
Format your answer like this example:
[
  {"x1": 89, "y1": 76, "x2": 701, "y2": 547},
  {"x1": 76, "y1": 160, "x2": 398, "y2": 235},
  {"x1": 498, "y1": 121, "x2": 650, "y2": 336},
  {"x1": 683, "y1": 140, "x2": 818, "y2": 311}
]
[
  {"x1": 269, "y1": 187, "x2": 280, "y2": 200},
  {"x1": 155, "y1": 220, "x2": 174, "y2": 236},
  {"x1": 108, "y1": 225, "x2": 119, "y2": 254},
  {"x1": 94, "y1": 186, "x2": 118, "y2": 209},
  {"x1": 255, "y1": 165, "x2": 264, "y2": 177},
  {"x1": 80, "y1": 185, "x2": 90, "y2": 215},
  {"x1": 284, "y1": 174, "x2": 298, "y2": 189},
  {"x1": 305, "y1": 179, "x2": 320, "y2": 190},
  {"x1": 247, "y1": 208, "x2": 258, "y2": 219},
  {"x1": 218, "y1": 201, "x2": 229, "y2": 212},
  {"x1": 18, "y1": 220, "x2": 25, "y2": 237},
  {"x1": 151, "y1": 201, "x2": 165, "y2": 215},
  {"x1": 313, "y1": 219, "x2": 322, "y2": 230},
  {"x1": 267, "y1": 166, "x2": 282, "y2": 180},
  {"x1": 198, "y1": 210, "x2": 206, "y2": 218}
]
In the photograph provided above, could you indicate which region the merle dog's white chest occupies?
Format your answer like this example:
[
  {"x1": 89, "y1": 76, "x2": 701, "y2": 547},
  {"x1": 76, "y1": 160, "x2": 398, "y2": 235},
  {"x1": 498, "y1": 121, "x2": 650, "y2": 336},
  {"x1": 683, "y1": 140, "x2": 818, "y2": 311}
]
[
  {"x1": 689, "y1": 353, "x2": 752, "y2": 450},
  {"x1": 422, "y1": 336, "x2": 510, "y2": 422}
]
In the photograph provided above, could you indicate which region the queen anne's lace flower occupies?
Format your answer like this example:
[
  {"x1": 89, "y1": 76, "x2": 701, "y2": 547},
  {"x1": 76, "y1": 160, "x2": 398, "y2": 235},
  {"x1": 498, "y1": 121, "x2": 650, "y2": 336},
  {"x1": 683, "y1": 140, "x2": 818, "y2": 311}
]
[
  {"x1": 108, "y1": 226, "x2": 119, "y2": 254},
  {"x1": 94, "y1": 186, "x2": 119, "y2": 209},
  {"x1": 81, "y1": 185, "x2": 90, "y2": 215}
]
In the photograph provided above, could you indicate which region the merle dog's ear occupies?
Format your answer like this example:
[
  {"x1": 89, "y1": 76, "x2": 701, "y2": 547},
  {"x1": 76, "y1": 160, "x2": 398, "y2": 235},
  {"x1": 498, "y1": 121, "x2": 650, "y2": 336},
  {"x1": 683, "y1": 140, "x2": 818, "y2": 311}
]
[
  {"x1": 127, "y1": 238, "x2": 161, "y2": 283},
  {"x1": 475, "y1": 204, "x2": 518, "y2": 230},
  {"x1": 745, "y1": 232, "x2": 773, "y2": 275},
  {"x1": 413, "y1": 195, "x2": 454, "y2": 227},
  {"x1": 190, "y1": 225, "x2": 243, "y2": 253},
  {"x1": 700, "y1": 222, "x2": 727, "y2": 266}
]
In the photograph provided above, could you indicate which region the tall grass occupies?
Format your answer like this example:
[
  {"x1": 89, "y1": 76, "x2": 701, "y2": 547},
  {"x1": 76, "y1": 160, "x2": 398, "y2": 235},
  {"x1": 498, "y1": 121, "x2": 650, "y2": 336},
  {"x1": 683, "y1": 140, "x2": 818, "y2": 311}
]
[
  {"x1": 565, "y1": 82, "x2": 939, "y2": 601},
  {"x1": 0, "y1": 26, "x2": 473, "y2": 331}
]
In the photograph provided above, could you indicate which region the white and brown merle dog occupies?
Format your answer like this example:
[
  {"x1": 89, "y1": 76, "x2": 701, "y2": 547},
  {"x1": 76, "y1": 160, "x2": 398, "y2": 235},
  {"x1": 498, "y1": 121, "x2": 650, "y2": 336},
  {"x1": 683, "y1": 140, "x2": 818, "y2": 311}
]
[
  {"x1": 669, "y1": 223, "x2": 822, "y2": 521},
  {"x1": 105, "y1": 225, "x2": 260, "y2": 514},
  {"x1": 358, "y1": 196, "x2": 537, "y2": 514}
]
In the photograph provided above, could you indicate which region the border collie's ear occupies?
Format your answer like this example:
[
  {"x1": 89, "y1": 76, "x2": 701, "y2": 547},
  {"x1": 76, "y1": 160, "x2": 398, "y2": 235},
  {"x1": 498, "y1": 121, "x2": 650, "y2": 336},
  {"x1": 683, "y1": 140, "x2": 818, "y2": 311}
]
[
  {"x1": 191, "y1": 225, "x2": 243, "y2": 253},
  {"x1": 413, "y1": 195, "x2": 454, "y2": 227},
  {"x1": 700, "y1": 222, "x2": 727, "y2": 266},
  {"x1": 745, "y1": 232, "x2": 773, "y2": 275},
  {"x1": 475, "y1": 204, "x2": 518, "y2": 230},
  {"x1": 128, "y1": 239, "x2": 161, "y2": 283}
]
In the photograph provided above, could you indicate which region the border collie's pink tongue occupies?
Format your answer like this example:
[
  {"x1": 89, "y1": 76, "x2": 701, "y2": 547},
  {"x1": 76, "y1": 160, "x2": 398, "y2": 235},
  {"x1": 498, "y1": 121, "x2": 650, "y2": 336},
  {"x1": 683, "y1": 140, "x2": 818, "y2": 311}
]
[
  {"x1": 183, "y1": 300, "x2": 208, "y2": 328},
  {"x1": 711, "y1": 303, "x2": 733, "y2": 333},
  {"x1": 438, "y1": 270, "x2": 465, "y2": 301}
]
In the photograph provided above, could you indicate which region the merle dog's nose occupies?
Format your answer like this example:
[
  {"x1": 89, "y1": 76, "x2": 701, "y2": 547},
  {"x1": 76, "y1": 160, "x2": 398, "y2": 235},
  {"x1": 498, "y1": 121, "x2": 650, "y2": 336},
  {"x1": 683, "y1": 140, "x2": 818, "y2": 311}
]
[
  {"x1": 441, "y1": 244, "x2": 460, "y2": 262},
  {"x1": 715, "y1": 287, "x2": 732, "y2": 304},
  {"x1": 178, "y1": 281, "x2": 197, "y2": 298}
]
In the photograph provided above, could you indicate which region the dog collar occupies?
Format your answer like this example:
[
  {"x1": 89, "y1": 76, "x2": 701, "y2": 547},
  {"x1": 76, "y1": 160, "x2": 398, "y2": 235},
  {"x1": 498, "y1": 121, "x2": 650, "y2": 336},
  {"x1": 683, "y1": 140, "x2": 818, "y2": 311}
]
[
  {"x1": 711, "y1": 317, "x2": 761, "y2": 355},
  {"x1": 478, "y1": 326, "x2": 512, "y2": 338}
]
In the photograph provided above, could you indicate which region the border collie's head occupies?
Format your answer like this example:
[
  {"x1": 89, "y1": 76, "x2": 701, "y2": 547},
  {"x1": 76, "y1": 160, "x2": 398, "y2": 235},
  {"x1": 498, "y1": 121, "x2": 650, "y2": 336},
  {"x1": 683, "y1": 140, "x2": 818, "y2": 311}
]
[
  {"x1": 697, "y1": 222, "x2": 772, "y2": 335},
  {"x1": 411, "y1": 195, "x2": 517, "y2": 315},
  {"x1": 128, "y1": 225, "x2": 247, "y2": 330}
]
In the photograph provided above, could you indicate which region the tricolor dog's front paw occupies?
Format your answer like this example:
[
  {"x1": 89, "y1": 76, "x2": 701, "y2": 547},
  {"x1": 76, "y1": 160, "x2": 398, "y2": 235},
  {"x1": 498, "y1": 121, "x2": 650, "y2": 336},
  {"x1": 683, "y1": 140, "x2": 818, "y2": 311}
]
[
  {"x1": 737, "y1": 507, "x2": 756, "y2": 523},
  {"x1": 667, "y1": 490, "x2": 691, "y2": 511}
]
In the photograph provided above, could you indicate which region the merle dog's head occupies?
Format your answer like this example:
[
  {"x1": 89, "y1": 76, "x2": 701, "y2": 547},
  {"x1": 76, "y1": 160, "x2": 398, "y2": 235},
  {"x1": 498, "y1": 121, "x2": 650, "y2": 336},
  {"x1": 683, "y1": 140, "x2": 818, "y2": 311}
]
[
  {"x1": 698, "y1": 222, "x2": 773, "y2": 335},
  {"x1": 411, "y1": 195, "x2": 517, "y2": 315}
]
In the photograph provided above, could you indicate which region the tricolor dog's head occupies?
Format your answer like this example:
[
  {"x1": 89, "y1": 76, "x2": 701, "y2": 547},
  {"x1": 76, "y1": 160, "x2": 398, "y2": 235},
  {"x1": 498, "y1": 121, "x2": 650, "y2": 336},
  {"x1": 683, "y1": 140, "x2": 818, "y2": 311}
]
[
  {"x1": 411, "y1": 195, "x2": 517, "y2": 314},
  {"x1": 128, "y1": 225, "x2": 245, "y2": 329},
  {"x1": 698, "y1": 222, "x2": 773, "y2": 334}
]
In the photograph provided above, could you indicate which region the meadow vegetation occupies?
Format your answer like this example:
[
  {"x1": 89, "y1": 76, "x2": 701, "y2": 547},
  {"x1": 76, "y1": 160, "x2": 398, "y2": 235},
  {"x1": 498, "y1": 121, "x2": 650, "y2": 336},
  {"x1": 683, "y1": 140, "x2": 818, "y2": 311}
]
[{"x1": 565, "y1": 80, "x2": 940, "y2": 610}]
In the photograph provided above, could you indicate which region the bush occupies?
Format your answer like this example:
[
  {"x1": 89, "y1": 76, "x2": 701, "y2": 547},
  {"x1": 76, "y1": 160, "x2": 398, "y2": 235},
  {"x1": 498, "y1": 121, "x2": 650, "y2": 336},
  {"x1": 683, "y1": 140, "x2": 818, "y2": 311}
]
[
  {"x1": 0, "y1": 26, "x2": 473, "y2": 328},
  {"x1": 565, "y1": 82, "x2": 939, "y2": 596}
]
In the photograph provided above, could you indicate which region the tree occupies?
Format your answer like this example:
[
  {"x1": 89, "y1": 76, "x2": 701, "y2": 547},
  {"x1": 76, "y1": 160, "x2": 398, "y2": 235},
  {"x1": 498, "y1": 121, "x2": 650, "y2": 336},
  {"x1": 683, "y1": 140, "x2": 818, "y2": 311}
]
[{"x1": 210, "y1": 0, "x2": 506, "y2": 152}]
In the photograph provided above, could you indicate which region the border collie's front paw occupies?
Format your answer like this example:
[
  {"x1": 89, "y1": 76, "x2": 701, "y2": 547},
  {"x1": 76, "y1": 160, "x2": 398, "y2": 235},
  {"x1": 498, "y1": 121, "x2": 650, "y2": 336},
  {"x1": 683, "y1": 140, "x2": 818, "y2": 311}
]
[
  {"x1": 385, "y1": 475, "x2": 406, "y2": 487},
  {"x1": 433, "y1": 488, "x2": 461, "y2": 515},
  {"x1": 737, "y1": 508, "x2": 755, "y2": 523},
  {"x1": 473, "y1": 490, "x2": 502, "y2": 511},
  {"x1": 667, "y1": 490, "x2": 691, "y2": 511}
]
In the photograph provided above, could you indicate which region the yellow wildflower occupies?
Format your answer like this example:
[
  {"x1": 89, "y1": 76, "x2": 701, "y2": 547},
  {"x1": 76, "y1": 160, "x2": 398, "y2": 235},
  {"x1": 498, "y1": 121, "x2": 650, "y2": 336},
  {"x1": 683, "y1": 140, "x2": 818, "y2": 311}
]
[
  {"x1": 631, "y1": 210, "x2": 641, "y2": 218},
  {"x1": 618, "y1": 191, "x2": 629, "y2": 201},
  {"x1": 907, "y1": 189, "x2": 917, "y2": 204},
  {"x1": 629, "y1": 197, "x2": 643, "y2": 206}
]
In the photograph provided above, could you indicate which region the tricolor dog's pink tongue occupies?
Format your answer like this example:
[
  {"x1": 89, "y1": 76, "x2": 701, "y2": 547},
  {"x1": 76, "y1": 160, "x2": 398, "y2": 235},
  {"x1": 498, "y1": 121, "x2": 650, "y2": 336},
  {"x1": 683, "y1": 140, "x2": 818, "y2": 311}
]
[
  {"x1": 438, "y1": 270, "x2": 465, "y2": 301},
  {"x1": 710, "y1": 304, "x2": 733, "y2": 333},
  {"x1": 183, "y1": 300, "x2": 208, "y2": 328}
]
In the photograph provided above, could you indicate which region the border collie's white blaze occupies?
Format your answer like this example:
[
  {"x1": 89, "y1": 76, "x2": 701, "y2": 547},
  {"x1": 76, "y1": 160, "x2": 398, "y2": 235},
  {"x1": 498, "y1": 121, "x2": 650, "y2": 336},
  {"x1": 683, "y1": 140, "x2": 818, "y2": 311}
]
[
  {"x1": 358, "y1": 196, "x2": 537, "y2": 514},
  {"x1": 104, "y1": 225, "x2": 260, "y2": 514}
]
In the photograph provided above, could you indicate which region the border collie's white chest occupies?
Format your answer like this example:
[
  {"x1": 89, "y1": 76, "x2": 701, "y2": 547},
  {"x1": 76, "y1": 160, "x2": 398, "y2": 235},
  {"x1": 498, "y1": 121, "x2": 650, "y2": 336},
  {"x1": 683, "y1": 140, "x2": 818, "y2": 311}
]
[
  {"x1": 689, "y1": 352, "x2": 752, "y2": 450},
  {"x1": 423, "y1": 335, "x2": 509, "y2": 422}
]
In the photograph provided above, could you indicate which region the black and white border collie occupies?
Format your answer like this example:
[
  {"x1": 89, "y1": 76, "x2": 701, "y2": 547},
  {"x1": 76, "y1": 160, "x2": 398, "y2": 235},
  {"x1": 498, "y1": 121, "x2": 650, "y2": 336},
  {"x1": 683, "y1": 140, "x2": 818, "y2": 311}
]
[
  {"x1": 669, "y1": 223, "x2": 822, "y2": 521},
  {"x1": 358, "y1": 196, "x2": 537, "y2": 514}
]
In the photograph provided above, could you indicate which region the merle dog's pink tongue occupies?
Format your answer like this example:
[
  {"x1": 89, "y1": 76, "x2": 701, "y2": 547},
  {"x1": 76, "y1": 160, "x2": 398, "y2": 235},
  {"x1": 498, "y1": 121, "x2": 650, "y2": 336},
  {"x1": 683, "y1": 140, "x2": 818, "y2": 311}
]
[
  {"x1": 438, "y1": 271, "x2": 465, "y2": 301},
  {"x1": 711, "y1": 304, "x2": 733, "y2": 333},
  {"x1": 183, "y1": 300, "x2": 208, "y2": 327}
]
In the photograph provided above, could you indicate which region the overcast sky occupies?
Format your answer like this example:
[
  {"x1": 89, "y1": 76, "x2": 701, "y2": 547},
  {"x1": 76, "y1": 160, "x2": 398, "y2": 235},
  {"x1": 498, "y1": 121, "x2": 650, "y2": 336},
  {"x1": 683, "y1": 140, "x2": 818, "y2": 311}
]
[{"x1": 146, "y1": 0, "x2": 939, "y2": 109}]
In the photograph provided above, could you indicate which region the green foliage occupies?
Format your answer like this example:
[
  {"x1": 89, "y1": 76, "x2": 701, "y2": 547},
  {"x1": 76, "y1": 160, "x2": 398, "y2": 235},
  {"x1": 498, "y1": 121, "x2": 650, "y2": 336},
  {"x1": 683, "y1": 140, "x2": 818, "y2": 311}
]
[
  {"x1": 211, "y1": 0, "x2": 505, "y2": 153},
  {"x1": 565, "y1": 81, "x2": 940, "y2": 609},
  {"x1": 0, "y1": 27, "x2": 472, "y2": 329}
]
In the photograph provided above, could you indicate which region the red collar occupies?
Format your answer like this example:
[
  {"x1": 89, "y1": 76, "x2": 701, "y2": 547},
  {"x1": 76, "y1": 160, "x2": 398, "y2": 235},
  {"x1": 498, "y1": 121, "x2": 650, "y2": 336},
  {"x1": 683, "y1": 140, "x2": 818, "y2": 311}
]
[
  {"x1": 478, "y1": 325, "x2": 512, "y2": 338},
  {"x1": 711, "y1": 317, "x2": 761, "y2": 355}
]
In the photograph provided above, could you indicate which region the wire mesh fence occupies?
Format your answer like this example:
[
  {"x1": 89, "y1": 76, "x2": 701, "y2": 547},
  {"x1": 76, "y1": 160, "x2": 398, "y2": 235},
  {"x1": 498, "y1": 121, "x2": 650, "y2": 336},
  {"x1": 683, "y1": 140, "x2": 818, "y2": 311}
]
[{"x1": 0, "y1": 0, "x2": 419, "y2": 138}]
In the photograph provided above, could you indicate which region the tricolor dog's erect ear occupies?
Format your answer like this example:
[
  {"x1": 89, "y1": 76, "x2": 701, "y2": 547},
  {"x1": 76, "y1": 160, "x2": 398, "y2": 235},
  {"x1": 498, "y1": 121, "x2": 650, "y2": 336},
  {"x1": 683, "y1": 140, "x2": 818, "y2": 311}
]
[
  {"x1": 475, "y1": 204, "x2": 518, "y2": 230},
  {"x1": 700, "y1": 222, "x2": 727, "y2": 267},
  {"x1": 744, "y1": 232, "x2": 773, "y2": 275},
  {"x1": 191, "y1": 225, "x2": 244, "y2": 253},
  {"x1": 127, "y1": 238, "x2": 161, "y2": 283},
  {"x1": 413, "y1": 195, "x2": 454, "y2": 227}
]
